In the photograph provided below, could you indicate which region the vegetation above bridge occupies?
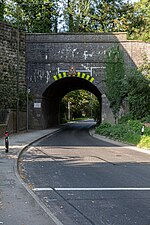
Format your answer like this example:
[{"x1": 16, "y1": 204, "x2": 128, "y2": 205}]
[{"x1": 0, "y1": 0, "x2": 149, "y2": 42}]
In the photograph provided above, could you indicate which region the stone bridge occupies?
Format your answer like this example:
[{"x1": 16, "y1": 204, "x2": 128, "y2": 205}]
[{"x1": 26, "y1": 33, "x2": 149, "y2": 128}]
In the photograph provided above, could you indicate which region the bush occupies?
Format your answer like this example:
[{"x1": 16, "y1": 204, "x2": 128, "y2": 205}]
[
  {"x1": 138, "y1": 136, "x2": 150, "y2": 149},
  {"x1": 127, "y1": 120, "x2": 142, "y2": 134},
  {"x1": 95, "y1": 119, "x2": 150, "y2": 149},
  {"x1": 141, "y1": 115, "x2": 150, "y2": 123},
  {"x1": 118, "y1": 114, "x2": 133, "y2": 124},
  {"x1": 96, "y1": 122, "x2": 112, "y2": 136}
]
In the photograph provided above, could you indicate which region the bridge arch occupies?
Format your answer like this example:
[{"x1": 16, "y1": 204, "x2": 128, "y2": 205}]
[
  {"x1": 42, "y1": 77, "x2": 102, "y2": 128},
  {"x1": 26, "y1": 33, "x2": 149, "y2": 129}
]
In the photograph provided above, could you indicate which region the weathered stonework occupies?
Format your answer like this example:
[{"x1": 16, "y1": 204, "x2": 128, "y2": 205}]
[
  {"x1": 0, "y1": 22, "x2": 26, "y2": 131},
  {"x1": 0, "y1": 22, "x2": 26, "y2": 90},
  {"x1": 26, "y1": 32, "x2": 150, "y2": 128}
]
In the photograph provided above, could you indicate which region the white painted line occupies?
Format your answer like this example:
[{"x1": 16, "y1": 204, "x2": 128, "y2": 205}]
[
  {"x1": 33, "y1": 187, "x2": 150, "y2": 191},
  {"x1": 55, "y1": 187, "x2": 150, "y2": 191},
  {"x1": 33, "y1": 188, "x2": 53, "y2": 191}
]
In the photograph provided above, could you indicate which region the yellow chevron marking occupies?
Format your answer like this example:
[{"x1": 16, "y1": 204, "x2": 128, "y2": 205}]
[
  {"x1": 53, "y1": 72, "x2": 94, "y2": 83},
  {"x1": 53, "y1": 75, "x2": 58, "y2": 81},
  {"x1": 90, "y1": 77, "x2": 94, "y2": 83},
  {"x1": 58, "y1": 73, "x2": 62, "y2": 79},
  {"x1": 63, "y1": 72, "x2": 67, "y2": 77},
  {"x1": 77, "y1": 72, "x2": 81, "y2": 77},
  {"x1": 81, "y1": 73, "x2": 86, "y2": 78},
  {"x1": 86, "y1": 75, "x2": 90, "y2": 80}
]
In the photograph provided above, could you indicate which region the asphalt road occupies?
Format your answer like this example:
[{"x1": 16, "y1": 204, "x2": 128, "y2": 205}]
[{"x1": 19, "y1": 121, "x2": 150, "y2": 225}]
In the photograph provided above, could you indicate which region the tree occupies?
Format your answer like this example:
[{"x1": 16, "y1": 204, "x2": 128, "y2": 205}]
[
  {"x1": 138, "y1": 55, "x2": 150, "y2": 80},
  {"x1": 89, "y1": 0, "x2": 134, "y2": 32},
  {"x1": 128, "y1": 0, "x2": 150, "y2": 42},
  {"x1": 20, "y1": 0, "x2": 58, "y2": 33},
  {"x1": 60, "y1": 90, "x2": 100, "y2": 121},
  {"x1": 63, "y1": 90, "x2": 90, "y2": 118},
  {"x1": 105, "y1": 46, "x2": 150, "y2": 122},
  {"x1": 63, "y1": 0, "x2": 92, "y2": 32},
  {"x1": 125, "y1": 55, "x2": 150, "y2": 119},
  {"x1": 105, "y1": 45, "x2": 126, "y2": 122},
  {"x1": 62, "y1": 0, "x2": 143, "y2": 34},
  {"x1": 126, "y1": 69, "x2": 150, "y2": 119},
  {"x1": 2, "y1": 0, "x2": 58, "y2": 32},
  {"x1": 2, "y1": 0, "x2": 150, "y2": 39}
]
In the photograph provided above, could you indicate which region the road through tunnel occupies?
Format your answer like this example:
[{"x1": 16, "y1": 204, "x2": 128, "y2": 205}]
[{"x1": 42, "y1": 77, "x2": 102, "y2": 128}]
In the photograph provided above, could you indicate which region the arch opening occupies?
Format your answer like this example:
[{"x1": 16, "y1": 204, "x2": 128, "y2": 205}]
[
  {"x1": 42, "y1": 77, "x2": 102, "y2": 128},
  {"x1": 60, "y1": 89, "x2": 100, "y2": 123}
]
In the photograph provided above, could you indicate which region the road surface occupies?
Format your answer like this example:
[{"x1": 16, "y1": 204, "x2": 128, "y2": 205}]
[{"x1": 19, "y1": 121, "x2": 150, "y2": 225}]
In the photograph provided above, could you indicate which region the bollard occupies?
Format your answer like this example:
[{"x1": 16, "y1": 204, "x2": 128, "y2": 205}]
[
  {"x1": 141, "y1": 125, "x2": 145, "y2": 135},
  {"x1": 5, "y1": 131, "x2": 9, "y2": 153}
]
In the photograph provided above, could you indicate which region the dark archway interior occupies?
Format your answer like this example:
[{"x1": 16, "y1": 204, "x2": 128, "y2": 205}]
[{"x1": 42, "y1": 77, "x2": 102, "y2": 128}]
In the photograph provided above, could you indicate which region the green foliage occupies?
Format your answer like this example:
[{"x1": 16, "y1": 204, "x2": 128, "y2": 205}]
[
  {"x1": 60, "y1": 90, "x2": 100, "y2": 121},
  {"x1": 141, "y1": 115, "x2": 150, "y2": 123},
  {"x1": 96, "y1": 122, "x2": 112, "y2": 136},
  {"x1": 96, "y1": 120, "x2": 150, "y2": 149},
  {"x1": 118, "y1": 113, "x2": 134, "y2": 124},
  {"x1": 128, "y1": 0, "x2": 150, "y2": 42},
  {"x1": 96, "y1": 122, "x2": 111, "y2": 130},
  {"x1": 2, "y1": 0, "x2": 58, "y2": 32},
  {"x1": 105, "y1": 45, "x2": 150, "y2": 122},
  {"x1": 62, "y1": 0, "x2": 150, "y2": 40},
  {"x1": 127, "y1": 120, "x2": 143, "y2": 134},
  {"x1": 138, "y1": 136, "x2": 150, "y2": 149},
  {"x1": 138, "y1": 56, "x2": 150, "y2": 80},
  {"x1": 126, "y1": 69, "x2": 150, "y2": 119},
  {"x1": 105, "y1": 45, "x2": 126, "y2": 121},
  {"x1": 90, "y1": 0, "x2": 135, "y2": 32},
  {"x1": 63, "y1": 0, "x2": 138, "y2": 33},
  {"x1": 64, "y1": 0, "x2": 92, "y2": 32},
  {"x1": 1, "y1": 0, "x2": 150, "y2": 41}
]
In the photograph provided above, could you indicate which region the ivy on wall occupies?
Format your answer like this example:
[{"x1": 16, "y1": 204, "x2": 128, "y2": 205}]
[
  {"x1": 105, "y1": 44, "x2": 126, "y2": 122},
  {"x1": 105, "y1": 45, "x2": 150, "y2": 122}
]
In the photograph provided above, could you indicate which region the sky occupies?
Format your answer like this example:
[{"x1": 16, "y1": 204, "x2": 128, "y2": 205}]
[
  {"x1": 124, "y1": 0, "x2": 139, "y2": 2},
  {"x1": 129, "y1": 0, "x2": 139, "y2": 2}
]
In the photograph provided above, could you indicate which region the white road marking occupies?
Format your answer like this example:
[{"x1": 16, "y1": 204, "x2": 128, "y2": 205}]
[
  {"x1": 33, "y1": 187, "x2": 150, "y2": 191},
  {"x1": 33, "y1": 188, "x2": 53, "y2": 191}
]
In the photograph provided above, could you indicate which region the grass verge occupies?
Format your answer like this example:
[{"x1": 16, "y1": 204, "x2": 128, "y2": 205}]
[{"x1": 96, "y1": 120, "x2": 150, "y2": 149}]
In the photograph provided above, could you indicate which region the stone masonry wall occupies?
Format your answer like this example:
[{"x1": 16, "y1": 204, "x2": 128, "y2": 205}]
[
  {"x1": 0, "y1": 22, "x2": 26, "y2": 90},
  {"x1": 0, "y1": 22, "x2": 26, "y2": 131}
]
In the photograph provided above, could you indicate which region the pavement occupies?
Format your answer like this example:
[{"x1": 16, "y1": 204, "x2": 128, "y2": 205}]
[
  {"x1": 0, "y1": 128, "x2": 64, "y2": 225},
  {"x1": 0, "y1": 127, "x2": 149, "y2": 225}
]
